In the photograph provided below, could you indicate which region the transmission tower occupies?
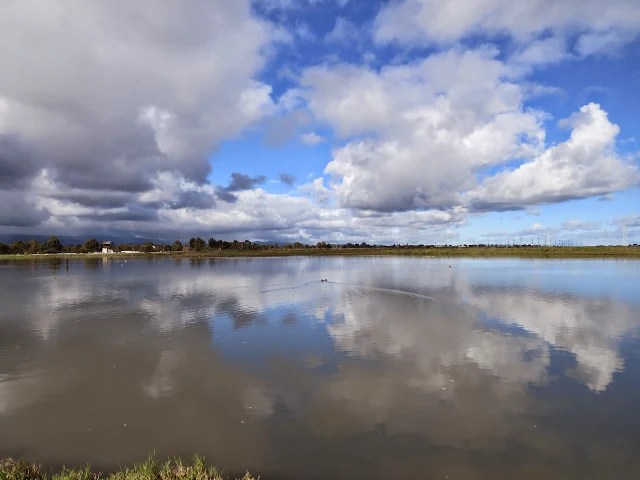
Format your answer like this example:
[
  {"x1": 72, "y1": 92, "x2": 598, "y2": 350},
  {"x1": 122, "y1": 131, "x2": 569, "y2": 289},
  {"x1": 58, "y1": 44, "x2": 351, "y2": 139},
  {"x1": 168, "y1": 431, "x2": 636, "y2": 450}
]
[{"x1": 546, "y1": 233, "x2": 551, "y2": 246}]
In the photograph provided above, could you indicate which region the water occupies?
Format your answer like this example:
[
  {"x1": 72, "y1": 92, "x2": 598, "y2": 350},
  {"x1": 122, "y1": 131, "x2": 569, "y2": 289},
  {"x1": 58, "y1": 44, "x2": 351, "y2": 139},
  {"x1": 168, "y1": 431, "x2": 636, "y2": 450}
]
[{"x1": 1, "y1": 256, "x2": 639, "y2": 479}]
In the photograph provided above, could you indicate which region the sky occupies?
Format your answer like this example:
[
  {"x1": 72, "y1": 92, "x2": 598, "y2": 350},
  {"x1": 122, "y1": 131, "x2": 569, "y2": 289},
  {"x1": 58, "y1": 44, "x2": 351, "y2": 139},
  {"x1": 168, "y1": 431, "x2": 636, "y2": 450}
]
[{"x1": 0, "y1": 0, "x2": 639, "y2": 245}]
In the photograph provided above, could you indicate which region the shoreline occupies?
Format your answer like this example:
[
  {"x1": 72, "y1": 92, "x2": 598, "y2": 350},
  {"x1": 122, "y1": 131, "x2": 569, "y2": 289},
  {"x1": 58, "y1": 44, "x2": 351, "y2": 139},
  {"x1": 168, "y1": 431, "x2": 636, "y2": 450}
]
[{"x1": 1, "y1": 246, "x2": 639, "y2": 260}]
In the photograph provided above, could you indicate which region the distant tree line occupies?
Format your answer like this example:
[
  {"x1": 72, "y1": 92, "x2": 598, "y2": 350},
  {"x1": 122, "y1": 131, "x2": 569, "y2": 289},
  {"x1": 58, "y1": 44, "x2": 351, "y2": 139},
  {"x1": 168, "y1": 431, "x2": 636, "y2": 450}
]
[
  {"x1": 1, "y1": 237, "x2": 638, "y2": 256},
  {"x1": 0, "y1": 236, "x2": 378, "y2": 255},
  {"x1": 0, "y1": 237, "x2": 104, "y2": 255}
]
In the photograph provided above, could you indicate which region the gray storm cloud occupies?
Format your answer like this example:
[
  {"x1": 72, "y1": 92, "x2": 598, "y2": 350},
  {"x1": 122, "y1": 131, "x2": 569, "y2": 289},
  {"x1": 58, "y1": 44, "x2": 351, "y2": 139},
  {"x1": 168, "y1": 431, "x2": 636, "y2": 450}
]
[{"x1": 0, "y1": 0, "x2": 276, "y2": 228}]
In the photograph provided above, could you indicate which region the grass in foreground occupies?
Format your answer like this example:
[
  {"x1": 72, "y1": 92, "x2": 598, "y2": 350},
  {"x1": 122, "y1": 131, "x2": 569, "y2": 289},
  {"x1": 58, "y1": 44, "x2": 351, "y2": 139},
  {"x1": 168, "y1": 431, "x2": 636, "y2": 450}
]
[{"x1": 0, "y1": 456, "x2": 257, "y2": 480}]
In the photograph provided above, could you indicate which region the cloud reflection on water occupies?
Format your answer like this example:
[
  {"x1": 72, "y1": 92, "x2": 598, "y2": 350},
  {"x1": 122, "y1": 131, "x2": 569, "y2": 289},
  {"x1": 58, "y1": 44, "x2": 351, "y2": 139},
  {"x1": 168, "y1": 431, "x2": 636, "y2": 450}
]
[{"x1": 0, "y1": 257, "x2": 639, "y2": 477}]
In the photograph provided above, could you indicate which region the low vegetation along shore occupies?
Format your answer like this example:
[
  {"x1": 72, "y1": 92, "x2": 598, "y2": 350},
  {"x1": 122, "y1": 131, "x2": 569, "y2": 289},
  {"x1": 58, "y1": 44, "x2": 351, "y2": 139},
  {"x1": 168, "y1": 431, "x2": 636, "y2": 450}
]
[
  {"x1": 0, "y1": 456, "x2": 256, "y2": 480},
  {"x1": 1, "y1": 246, "x2": 640, "y2": 260},
  {"x1": 1, "y1": 235, "x2": 639, "y2": 259},
  {"x1": 175, "y1": 245, "x2": 640, "y2": 258}
]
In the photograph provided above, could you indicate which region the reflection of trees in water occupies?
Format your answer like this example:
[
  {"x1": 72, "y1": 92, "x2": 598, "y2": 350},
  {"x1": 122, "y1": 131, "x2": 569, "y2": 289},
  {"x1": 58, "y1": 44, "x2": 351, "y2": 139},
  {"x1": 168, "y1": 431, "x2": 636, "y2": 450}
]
[
  {"x1": 189, "y1": 258, "x2": 206, "y2": 268},
  {"x1": 82, "y1": 257, "x2": 101, "y2": 269},
  {"x1": 46, "y1": 258, "x2": 63, "y2": 271}
]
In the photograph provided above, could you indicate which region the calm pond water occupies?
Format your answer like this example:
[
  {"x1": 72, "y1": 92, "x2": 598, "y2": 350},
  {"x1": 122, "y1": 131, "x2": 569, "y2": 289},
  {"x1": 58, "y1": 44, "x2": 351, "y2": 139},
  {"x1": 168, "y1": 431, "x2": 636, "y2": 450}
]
[{"x1": 1, "y1": 256, "x2": 640, "y2": 479}]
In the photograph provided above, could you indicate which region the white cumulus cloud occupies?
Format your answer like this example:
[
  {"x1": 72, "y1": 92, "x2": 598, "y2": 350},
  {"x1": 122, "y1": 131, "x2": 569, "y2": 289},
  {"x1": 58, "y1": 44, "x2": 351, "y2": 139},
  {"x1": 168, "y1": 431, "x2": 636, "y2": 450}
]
[
  {"x1": 375, "y1": 0, "x2": 640, "y2": 53},
  {"x1": 300, "y1": 132, "x2": 326, "y2": 146},
  {"x1": 467, "y1": 103, "x2": 639, "y2": 211}
]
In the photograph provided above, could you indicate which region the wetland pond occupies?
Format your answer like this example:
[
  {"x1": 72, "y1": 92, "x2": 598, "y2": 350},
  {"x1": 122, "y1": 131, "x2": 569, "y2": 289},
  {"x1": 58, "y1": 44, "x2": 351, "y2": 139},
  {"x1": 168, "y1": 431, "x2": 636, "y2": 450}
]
[{"x1": 1, "y1": 256, "x2": 640, "y2": 479}]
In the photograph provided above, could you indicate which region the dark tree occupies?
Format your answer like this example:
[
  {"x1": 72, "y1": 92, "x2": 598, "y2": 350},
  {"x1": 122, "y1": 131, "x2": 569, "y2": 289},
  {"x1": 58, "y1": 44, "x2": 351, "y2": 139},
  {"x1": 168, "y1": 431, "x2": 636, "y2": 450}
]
[
  {"x1": 141, "y1": 242, "x2": 155, "y2": 253},
  {"x1": 42, "y1": 236, "x2": 63, "y2": 254},
  {"x1": 0, "y1": 243, "x2": 10, "y2": 255},
  {"x1": 173, "y1": 240, "x2": 183, "y2": 252},
  {"x1": 82, "y1": 238, "x2": 100, "y2": 253},
  {"x1": 64, "y1": 244, "x2": 82, "y2": 254},
  {"x1": 191, "y1": 237, "x2": 206, "y2": 251},
  {"x1": 27, "y1": 239, "x2": 41, "y2": 254},
  {"x1": 208, "y1": 238, "x2": 216, "y2": 249},
  {"x1": 10, "y1": 241, "x2": 26, "y2": 254}
]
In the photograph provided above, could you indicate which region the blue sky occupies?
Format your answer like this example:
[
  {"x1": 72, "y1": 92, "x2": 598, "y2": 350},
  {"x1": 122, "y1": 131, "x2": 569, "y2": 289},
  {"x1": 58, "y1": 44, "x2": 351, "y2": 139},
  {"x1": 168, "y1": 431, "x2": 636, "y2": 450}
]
[{"x1": 0, "y1": 0, "x2": 639, "y2": 244}]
